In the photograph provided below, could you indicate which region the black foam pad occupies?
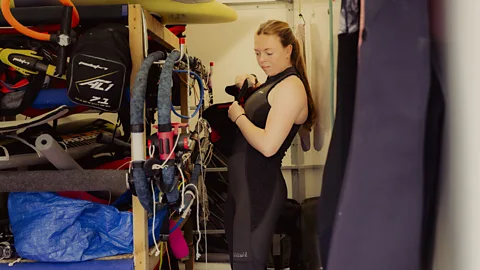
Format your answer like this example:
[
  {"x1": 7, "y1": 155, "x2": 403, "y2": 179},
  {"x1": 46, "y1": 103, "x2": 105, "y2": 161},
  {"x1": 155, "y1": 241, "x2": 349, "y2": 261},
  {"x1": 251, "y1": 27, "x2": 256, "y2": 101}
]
[{"x1": 0, "y1": 170, "x2": 127, "y2": 193}]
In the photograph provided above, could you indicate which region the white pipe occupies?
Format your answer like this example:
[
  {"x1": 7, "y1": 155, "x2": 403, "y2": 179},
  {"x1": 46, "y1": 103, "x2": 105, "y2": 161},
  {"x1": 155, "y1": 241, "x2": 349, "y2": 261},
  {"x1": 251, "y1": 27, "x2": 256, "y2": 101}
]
[{"x1": 131, "y1": 133, "x2": 145, "y2": 161}]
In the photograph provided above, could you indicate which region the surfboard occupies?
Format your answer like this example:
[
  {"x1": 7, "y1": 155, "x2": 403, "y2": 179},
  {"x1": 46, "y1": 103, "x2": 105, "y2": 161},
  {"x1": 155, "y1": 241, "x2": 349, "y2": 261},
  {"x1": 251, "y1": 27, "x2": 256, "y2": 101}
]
[{"x1": 8, "y1": 0, "x2": 237, "y2": 25}]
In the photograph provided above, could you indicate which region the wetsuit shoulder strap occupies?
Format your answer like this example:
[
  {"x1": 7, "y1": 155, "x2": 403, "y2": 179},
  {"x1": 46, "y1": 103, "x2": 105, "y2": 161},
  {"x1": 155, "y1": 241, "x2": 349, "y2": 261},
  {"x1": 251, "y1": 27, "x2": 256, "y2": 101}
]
[{"x1": 262, "y1": 66, "x2": 300, "y2": 95}]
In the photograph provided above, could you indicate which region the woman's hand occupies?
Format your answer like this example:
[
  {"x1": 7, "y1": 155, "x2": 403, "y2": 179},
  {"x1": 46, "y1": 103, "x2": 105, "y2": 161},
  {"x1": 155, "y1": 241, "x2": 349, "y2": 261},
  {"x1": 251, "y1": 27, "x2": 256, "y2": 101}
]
[
  {"x1": 228, "y1": 101, "x2": 246, "y2": 123},
  {"x1": 235, "y1": 74, "x2": 257, "y2": 89}
]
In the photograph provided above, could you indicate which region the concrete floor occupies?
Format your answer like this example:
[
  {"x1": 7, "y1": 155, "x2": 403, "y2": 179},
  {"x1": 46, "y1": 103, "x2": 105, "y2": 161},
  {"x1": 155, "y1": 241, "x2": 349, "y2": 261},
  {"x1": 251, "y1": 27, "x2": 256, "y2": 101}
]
[{"x1": 179, "y1": 263, "x2": 230, "y2": 270}]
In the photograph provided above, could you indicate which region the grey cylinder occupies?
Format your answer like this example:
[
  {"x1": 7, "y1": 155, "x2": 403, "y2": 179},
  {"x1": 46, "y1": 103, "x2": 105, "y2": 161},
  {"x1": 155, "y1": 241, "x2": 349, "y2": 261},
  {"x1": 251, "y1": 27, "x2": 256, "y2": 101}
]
[{"x1": 35, "y1": 133, "x2": 82, "y2": 170}]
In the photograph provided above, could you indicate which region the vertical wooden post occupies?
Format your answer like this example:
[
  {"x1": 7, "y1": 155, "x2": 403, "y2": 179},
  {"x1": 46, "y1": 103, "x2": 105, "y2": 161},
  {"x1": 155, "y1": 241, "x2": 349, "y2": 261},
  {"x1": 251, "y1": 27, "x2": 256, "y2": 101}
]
[
  {"x1": 128, "y1": 4, "x2": 179, "y2": 269},
  {"x1": 128, "y1": 4, "x2": 149, "y2": 270},
  {"x1": 179, "y1": 73, "x2": 195, "y2": 270},
  {"x1": 184, "y1": 219, "x2": 195, "y2": 269}
]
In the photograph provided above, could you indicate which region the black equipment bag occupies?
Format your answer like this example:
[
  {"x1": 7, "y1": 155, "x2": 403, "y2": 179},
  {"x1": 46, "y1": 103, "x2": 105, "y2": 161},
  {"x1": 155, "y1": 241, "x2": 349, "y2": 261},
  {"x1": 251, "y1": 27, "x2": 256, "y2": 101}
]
[{"x1": 67, "y1": 24, "x2": 131, "y2": 112}]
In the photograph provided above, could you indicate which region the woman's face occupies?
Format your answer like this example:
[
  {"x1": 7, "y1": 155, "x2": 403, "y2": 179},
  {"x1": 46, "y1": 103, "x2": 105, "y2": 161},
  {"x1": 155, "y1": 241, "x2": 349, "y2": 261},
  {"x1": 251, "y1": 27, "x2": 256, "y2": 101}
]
[{"x1": 254, "y1": 34, "x2": 292, "y2": 76}]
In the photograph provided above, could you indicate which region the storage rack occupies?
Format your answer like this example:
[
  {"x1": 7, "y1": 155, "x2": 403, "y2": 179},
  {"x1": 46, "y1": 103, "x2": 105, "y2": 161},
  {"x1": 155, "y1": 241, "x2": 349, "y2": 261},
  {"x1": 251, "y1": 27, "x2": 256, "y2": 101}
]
[{"x1": 0, "y1": 4, "x2": 197, "y2": 270}]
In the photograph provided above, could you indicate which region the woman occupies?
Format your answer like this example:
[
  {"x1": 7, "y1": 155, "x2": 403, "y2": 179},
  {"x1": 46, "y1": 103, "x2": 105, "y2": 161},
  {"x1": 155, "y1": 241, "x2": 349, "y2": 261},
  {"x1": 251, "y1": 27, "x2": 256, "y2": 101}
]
[{"x1": 225, "y1": 19, "x2": 316, "y2": 269}]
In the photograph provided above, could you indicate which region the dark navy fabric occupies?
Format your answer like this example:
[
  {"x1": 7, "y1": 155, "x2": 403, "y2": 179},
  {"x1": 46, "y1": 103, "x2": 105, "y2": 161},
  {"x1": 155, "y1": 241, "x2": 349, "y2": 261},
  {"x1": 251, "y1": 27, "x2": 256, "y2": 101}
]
[
  {"x1": 316, "y1": 30, "x2": 359, "y2": 268},
  {"x1": 326, "y1": 0, "x2": 431, "y2": 269}
]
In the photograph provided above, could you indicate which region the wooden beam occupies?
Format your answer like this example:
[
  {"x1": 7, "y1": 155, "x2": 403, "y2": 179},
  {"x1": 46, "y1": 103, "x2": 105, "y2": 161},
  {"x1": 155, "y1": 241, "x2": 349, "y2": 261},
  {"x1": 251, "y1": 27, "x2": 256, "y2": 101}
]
[
  {"x1": 179, "y1": 74, "x2": 195, "y2": 269},
  {"x1": 128, "y1": 4, "x2": 145, "y2": 88},
  {"x1": 128, "y1": 4, "x2": 149, "y2": 270},
  {"x1": 143, "y1": 7, "x2": 179, "y2": 51},
  {"x1": 127, "y1": 4, "x2": 179, "y2": 51},
  {"x1": 128, "y1": 5, "x2": 180, "y2": 270},
  {"x1": 184, "y1": 219, "x2": 195, "y2": 270},
  {"x1": 132, "y1": 198, "x2": 149, "y2": 270}
]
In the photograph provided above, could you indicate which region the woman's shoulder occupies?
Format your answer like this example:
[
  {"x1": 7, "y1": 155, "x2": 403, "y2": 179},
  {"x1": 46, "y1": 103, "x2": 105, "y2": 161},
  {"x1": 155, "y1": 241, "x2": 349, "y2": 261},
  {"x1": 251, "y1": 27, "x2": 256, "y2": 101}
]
[
  {"x1": 269, "y1": 75, "x2": 306, "y2": 106},
  {"x1": 275, "y1": 75, "x2": 305, "y2": 95}
]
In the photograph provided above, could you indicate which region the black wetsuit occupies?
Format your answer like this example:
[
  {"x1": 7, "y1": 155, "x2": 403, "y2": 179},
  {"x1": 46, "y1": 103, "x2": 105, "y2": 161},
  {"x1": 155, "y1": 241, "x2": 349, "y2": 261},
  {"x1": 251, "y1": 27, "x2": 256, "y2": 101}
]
[{"x1": 225, "y1": 66, "x2": 301, "y2": 269}]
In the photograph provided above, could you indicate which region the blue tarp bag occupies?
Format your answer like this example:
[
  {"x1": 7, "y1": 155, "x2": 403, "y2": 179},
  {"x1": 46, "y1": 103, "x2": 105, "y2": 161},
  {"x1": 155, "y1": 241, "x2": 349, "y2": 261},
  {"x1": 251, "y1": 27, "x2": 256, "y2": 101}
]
[{"x1": 8, "y1": 192, "x2": 167, "y2": 262}]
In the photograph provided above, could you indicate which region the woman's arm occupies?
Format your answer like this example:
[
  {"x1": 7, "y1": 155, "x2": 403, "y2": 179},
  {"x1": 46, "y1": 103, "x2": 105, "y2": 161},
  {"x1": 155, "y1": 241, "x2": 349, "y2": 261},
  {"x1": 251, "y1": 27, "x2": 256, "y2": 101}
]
[{"x1": 230, "y1": 77, "x2": 306, "y2": 157}]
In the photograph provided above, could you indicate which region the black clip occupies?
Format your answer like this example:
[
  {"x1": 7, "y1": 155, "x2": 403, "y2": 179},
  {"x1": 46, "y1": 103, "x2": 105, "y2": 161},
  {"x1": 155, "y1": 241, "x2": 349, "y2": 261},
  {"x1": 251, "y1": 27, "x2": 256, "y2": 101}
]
[
  {"x1": 299, "y1": 13, "x2": 306, "y2": 25},
  {"x1": 126, "y1": 172, "x2": 137, "y2": 196},
  {"x1": 144, "y1": 157, "x2": 163, "y2": 180}
]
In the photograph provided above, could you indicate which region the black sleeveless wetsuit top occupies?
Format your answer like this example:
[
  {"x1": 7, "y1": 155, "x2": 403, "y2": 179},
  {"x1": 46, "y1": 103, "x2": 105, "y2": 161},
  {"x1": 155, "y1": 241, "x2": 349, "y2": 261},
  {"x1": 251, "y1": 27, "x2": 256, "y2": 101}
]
[
  {"x1": 243, "y1": 66, "x2": 301, "y2": 160},
  {"x1": 246, "y1": 65, "x2": 300, "y2": 218}
]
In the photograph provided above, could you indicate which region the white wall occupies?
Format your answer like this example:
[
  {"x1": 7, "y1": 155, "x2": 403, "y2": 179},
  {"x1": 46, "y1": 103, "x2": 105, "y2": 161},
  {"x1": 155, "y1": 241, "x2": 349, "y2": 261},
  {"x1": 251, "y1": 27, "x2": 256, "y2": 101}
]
[
  {"x1": 186, "y1": 3, "x2": 295, "y2": 104},
  {"x1": 292, "y1": 0, "x2": 341, "y2": 199}
]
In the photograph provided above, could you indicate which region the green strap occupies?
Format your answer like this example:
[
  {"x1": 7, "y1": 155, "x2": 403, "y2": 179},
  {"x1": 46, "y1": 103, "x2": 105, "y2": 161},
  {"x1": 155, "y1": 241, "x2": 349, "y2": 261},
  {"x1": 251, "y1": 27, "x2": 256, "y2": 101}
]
[{"x1": 329, "y1": 0, "x2": 335, "y2": 126}]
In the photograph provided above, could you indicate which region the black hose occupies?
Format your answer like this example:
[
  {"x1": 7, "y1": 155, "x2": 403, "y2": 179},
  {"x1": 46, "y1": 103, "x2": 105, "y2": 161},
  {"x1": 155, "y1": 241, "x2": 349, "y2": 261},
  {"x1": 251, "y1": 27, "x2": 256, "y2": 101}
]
[
  {"x1": 157, "y1": 50, "x2": 181, "y2": 204},
  {"x1": 131, "y1": 51, "x2": 165, "y2": 130},
  {"x1": 157, "y1": 50, "x2": 180, "y2": 132}
]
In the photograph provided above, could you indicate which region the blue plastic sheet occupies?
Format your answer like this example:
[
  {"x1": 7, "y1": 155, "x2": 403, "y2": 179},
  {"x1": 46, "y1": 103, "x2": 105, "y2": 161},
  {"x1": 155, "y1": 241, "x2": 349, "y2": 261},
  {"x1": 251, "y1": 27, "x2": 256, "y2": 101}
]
[
  {"x1": 8, "y1": 192, "x2": 167, "y2": 262},
  {"x1": 0, "y1": 259, "x2": 134, "y2": 270}
]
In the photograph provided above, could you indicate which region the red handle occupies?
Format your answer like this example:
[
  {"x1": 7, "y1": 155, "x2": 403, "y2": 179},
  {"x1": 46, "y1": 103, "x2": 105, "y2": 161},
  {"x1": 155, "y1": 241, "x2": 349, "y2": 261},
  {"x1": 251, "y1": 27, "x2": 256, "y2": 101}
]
[{"x1": 153, "y1": 123, "x2": 188, "y2": 161}]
